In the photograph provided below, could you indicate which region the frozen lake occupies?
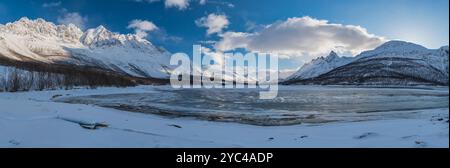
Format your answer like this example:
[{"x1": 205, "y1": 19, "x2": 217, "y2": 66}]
[{"x1": 56, "y1": 86, "x2": 449, "y2": 126}]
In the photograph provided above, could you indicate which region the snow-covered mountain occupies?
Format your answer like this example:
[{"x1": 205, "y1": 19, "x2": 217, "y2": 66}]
[
  {"x1": 356, "y1": 41, "x2": 448, "y2": 74},
  {"x1": 284, "y1": 41, "x2": 449, "y2": 85},
  {"x1": 0, "y1": 17, "x2": 171, "y2": 80},
  {"x1": 285, "y1": 51, "x2": 354, "y2": 80}
]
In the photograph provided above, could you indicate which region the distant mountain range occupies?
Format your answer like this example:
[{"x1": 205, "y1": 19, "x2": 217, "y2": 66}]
[
  {"x1": 1, "y1": 18, "x2": 448, "y2": 91},
  {"x1": 283, "y1": 41, "x2": 449, "y2": 85}
]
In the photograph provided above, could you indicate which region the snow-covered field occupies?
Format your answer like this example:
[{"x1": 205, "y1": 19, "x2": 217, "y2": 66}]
[{"x1": 0, "y1": 86, "x2": 448, "y2": 148}]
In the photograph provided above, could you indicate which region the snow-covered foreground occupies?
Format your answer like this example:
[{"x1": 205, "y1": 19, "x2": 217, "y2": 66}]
[{"x1": 0, "y1": 86, "x2": 448, "y2": 148}]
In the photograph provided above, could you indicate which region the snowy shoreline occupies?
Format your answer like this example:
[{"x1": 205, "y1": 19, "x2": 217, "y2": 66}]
[{"x1": 0, "y1": 86, "x2": 448, "y2": 148}]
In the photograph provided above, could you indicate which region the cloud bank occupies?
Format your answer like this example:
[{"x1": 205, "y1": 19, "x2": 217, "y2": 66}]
[{"x1": 215, "y1": 16, "x2": 386, "y2": 58}]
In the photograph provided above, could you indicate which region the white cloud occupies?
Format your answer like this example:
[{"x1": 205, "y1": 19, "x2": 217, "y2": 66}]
[
  {"x1": 214, "y1": 31, "x2": 251, "y2": 51},
  {"x1": 199, "y1": 0, "x2": 207, "y2": 5},
  {"x1": 201, "y1": 46, "x2": 226, "y2": 65},
  {"x1": 127, "y1": 19, "x2": 159, "y2": 38},
  {"x1": 126, "y1": 19, "x2": 181, "y2": 43},
  {"x1": 42, "y1": 1, "x2": 61, "y2": 8},
  {"x1": 215, "y1": 16, "x2": 385, "y2": 58},
  {"x1": 165, "y1": 0, "x2": 190, "y2": 10},
  {"x1": 195, "y1": 13, "x2": 229, "y2": 35},
  {"x1": 57, "y1": 12, "x2": 88, "y2": 29}
]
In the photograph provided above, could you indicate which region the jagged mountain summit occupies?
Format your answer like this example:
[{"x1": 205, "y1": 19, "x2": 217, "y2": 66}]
[
  {"x1": 0, "y1": 17, "x2": 171, "y2": 81},
  {"x1": 285, "y1": 51, "x2": 354, "y2": 81},
  {"x1": 284, "y1": 41, "x2": 449, "y2": 85}
]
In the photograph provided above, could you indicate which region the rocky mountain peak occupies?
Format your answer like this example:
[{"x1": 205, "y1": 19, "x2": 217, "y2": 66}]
[
  {"x1": 325, "y1": 51, "x2": 339, "y2": 61},
  {"x1": 1, "y1": 17, "x2": 83, "y2": 43}
]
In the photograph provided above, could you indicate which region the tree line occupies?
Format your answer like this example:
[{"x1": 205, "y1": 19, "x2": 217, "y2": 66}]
[{"x1": 0, "y1": 62, "x2": 137, "y2": 92}]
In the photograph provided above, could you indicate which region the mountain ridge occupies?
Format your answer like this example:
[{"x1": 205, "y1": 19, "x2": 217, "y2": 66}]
[
  {"x1": 1, "y1": 17, "x2": 171, "y2": 91},
  {"x1": 0, "y1": 17, "x2": 172, "y2": 79},
  {"x1": 284, "y1": 41, "x2": 449, "y2": 86},
  {"x1": 285, "y1": 51, "x2": 354, "y2": 80}
]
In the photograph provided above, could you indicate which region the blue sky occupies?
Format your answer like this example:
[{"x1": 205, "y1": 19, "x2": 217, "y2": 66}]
[{"x1": 0, "y1": 0, "x2": 448, "y2": 70}]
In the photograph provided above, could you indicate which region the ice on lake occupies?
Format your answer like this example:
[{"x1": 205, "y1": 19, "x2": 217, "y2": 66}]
[{"x1": 56, "y1": 86, "x2": 449, "y2": 126}]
